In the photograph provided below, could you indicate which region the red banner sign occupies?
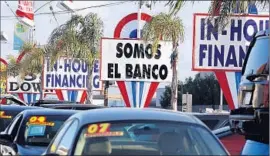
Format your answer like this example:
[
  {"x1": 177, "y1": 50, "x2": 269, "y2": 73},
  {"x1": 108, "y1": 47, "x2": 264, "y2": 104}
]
[{"x1": 16, "y1": 0, "x2": 34, "y2": 20}]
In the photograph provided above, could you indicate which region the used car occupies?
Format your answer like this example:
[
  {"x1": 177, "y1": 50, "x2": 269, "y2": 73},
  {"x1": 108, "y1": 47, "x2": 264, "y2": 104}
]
[
  {"x1": 43, "y1": 108, "x2": 229, "y2": 155},
  {"x1": 0, "y1": 109, "x2": 78, "y2": 155},
  {"x1": 0, "y1": 94, "x2": 27, "y2": 106},
  {"x1": 0, "y1": 105, "x2": 40, "y2": 132}
]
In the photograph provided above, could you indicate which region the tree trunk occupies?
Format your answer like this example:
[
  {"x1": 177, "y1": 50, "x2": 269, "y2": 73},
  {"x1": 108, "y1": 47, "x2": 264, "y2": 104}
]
[
  {"x1": 86, "y1": 71, "x2": 93, "y2": 104},
  {"x1": 39, "y1": 71, "x2": 43, "y2": 100},
  {"x1": 171, "y1": 46, "x2": 178, "y2": 111}
]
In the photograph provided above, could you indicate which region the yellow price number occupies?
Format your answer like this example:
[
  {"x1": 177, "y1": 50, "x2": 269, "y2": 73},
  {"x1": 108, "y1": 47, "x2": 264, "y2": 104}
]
[
  {"x1": 29, "y1": 116, "x2": 46, "y2": 123},
  {"x1": 28, "y1": 116, "x2": 54, "y2": 126},
  {"x1": 87, "y1": 123, "x2": 110, "y2": 134},
  {"x1": 0, "y1": 111, "x2": 12, "y2": 119}
]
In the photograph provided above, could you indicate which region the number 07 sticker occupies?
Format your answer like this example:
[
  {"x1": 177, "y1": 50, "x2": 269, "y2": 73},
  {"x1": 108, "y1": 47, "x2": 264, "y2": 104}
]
[
  {"x1": 85, "y1": 123, "x2": 123, "y2": 137},
  {"x1": 87, "y1": 123, "x2": 110, "y2": 134}
]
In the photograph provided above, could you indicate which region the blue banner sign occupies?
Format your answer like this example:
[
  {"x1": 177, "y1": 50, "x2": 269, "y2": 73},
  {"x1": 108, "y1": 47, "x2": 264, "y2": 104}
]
[
  {"x1": 43, "y1": 57, "x2": 89, "y2": 90},
  {"x1": 92, "y1": 60, "x2": 102, "y2": 91},
  {"x1": 192, "y1": 14, "x2": 269, "y2": 71},
  {"x1": 13, "y1": 22, "x2": 30, "y2": 51}
]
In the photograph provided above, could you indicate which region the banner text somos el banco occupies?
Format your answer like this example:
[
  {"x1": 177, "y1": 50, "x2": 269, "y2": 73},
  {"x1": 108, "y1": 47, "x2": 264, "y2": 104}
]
[
  {"x1": 193, "y1": 14, "x2": 269, "y2": 71},
  {"x1": 101, "y1": 39, "x2": 173, "y2": 82}
]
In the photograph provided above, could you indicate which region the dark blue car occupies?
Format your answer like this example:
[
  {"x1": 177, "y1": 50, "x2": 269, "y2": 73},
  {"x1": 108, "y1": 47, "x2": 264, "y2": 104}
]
[{"x1": 0, "y1": 109, "x2": 78, "y2": 155}]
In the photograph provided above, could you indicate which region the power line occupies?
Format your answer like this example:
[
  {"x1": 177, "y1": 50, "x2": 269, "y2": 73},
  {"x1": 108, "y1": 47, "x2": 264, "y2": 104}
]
[
  {"x1": 1, "y1": 1, "x2": 131, "y2": 19},
  {"x1": 3, "y1": 1, "x2": 20, "y2": 22},
  {"x1": 34, "y1": 1, "x2": 53, "y2": 13},
  {"x1": 49, "y1": 5, "x2": 59, "y2": 26}
]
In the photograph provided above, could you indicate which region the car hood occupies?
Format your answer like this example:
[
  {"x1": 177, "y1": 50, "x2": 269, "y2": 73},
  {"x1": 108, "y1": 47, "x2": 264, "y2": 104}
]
[{"x1": 17, "y1": 145, "x2": 47, "y2": 155}]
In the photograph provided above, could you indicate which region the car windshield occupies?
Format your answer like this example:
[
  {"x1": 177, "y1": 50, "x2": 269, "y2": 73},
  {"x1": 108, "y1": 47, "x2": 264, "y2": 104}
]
[
  {"x1": 244, "y1": 37, "x2": 269, "y2": 76},
  {"x1": 23, "y1": 115, "x2": 68, "y2": 146},
  {"x1": 74, "y1": 121, "x2": 227, "y2": 155}
]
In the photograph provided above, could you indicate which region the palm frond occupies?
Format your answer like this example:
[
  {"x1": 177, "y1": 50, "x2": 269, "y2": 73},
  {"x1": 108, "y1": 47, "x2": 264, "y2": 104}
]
[
  {"x1": 207, "y1": 0, "x2": 269, "y2": 32},
  {"x1": 166, "y1": 0, "x2": 196, "y2": 16},
  {"x1": 5, "y1": 44, "x2": 44, "y2": 79},
  {"x1": 165, "y1": 0, "x2": 268, "y2": 32},
  {"x1": 142, "y1": 12, "x2": 185, "y2": 54},
  {"x1": 47, "y1": 12, "x2": 103, "y2": 70}
]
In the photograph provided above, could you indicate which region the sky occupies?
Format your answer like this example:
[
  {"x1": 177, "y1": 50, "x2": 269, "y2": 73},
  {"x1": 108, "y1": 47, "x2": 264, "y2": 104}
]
[{"x1": 1, "y1": 1, "x2": 212, "y2": 81}]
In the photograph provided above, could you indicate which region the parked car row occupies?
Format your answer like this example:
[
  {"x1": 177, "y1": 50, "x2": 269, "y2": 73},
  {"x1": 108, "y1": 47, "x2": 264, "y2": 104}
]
[{"x1": 0, "y1": 103, "x2": 230, "y2": 155}]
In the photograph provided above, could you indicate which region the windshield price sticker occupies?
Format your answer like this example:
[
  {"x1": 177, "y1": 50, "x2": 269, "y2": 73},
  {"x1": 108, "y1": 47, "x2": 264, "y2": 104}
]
[
  {"x1": 0, "y1": 111, "x2": 12, "y2": 119},
  {"x1": 27, "y1": 116, "x2": 55, "y2": 126},
  {"x1": 28, "y1": 125, "x2": 46, "y2": 136},
  {"x1": 87, "y1": 123, "x2": 110, "y2": 134},
  {"x1": 85, "y1": 123, "x2": 124, "y2": 137},
  {"x1": 85, "y1": 131, "x2": 124, "y2": 138}
]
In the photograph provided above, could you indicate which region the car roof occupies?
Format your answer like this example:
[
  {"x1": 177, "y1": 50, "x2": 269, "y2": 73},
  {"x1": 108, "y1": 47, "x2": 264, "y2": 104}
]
[
  {"x1": 33, "y1": 100, "x2": 74, "y2": 104},
  {"x1": 183, "y1": 112, "x2": 229, "y2": 116},
  {"x1": 71, "y1": 108, "x2": 205, "y2": 126},
  {"x1": 40, "y1": 104, "x2": 104, "y2": 108},
  {"x1": 20, "y1": 108, "x2": 78, "y2": 117},
  {"x1": 0, "y1": 105, "x2": 40, "y2": 111}
]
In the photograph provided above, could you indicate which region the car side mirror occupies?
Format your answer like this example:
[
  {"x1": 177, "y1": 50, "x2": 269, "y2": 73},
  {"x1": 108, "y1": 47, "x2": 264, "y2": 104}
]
[{"x1": 43, "y1": 153, "x2": 60, "y2": 156}]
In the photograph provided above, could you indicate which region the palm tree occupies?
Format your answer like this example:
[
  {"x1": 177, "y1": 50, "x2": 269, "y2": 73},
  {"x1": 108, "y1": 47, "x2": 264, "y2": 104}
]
[
  {"x1": 142, "y1": 12, "x2": 184, "y2": 111},
  {"x1": 46, "y1": 12, "x2": 103, "y2": 104},
  {"x1": 1, "y1": 43, "x2": 47, "y2": 99},
  {"x1": 166, "y1": 0, "x2": 269, "y2": 30},
  {"x1": 0, "y1": 61, "x2": 7, "y2": 94},
  {"x1": 14, "y1": 43, "x2": 47, "y2": 78}
]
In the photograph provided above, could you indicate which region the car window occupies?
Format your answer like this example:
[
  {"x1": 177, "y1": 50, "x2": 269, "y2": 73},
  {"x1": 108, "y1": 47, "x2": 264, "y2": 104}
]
[
  {"x1": 22, "y1": 115, "x2": 70, "y2": 146},
  {"x1": 73, "y1": 120, "x2": 227, "y2": 155},
  {"x1": 0, "y1": 110, "x2": 15, "y2": 132},
  {"x1": 55, "y1": 120, "x2": 79, "y2": 155},
  {"x1": 54, "y1": 107, "x2": 72, "y2": 110},
  {"x1": 190, "y1": 126, "x2": 228, "y2": 155},
  {"x1": 244, "y1": 37, "x2": 269, "y2": 76},
  {"x1": 48, "y1": 119, "x2": 74, "y2": 153},
  {"x1": 200, "y1": 120, "x2": 220, "y2": 130},
  {"x1": 7, "y1": 114, "x2": 23, "y2": 138}
]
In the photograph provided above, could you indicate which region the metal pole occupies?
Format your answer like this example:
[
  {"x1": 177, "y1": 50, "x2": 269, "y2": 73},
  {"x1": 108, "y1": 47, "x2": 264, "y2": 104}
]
[
  {"x1": 136, "y1": 1, "x2": 142, "y2": 108},
  {"x1": 104, "y1": 81, "x2": 109, "y2": 107},
  {"x1": 220, "y1": 88, "x2": 223, "y2": 111},
  {"x1": 180, "y1": 81, "x2": 183, "y2": 111},
  {"x1": 137, "y1": 0, "x2": 142, "y2": 38}
]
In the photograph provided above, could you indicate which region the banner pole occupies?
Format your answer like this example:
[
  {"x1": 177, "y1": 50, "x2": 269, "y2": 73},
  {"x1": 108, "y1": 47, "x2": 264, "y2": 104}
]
[
  {"x1": 220, "y1": 88, "x2": 223, "y2": 111},
  {"x1": 136, "y1": 0, "x2": 142, "y2": 108}
]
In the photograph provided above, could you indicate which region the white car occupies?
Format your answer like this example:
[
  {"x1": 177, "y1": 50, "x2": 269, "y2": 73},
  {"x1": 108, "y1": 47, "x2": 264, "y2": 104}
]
[{"x1": 0, "y1": 94, "x2": 28, "y2": 106}]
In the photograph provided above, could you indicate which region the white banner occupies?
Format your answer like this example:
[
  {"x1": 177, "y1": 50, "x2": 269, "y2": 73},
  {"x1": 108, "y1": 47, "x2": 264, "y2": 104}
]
[
  {"x1": 7, "y1": 73, "x2": 41, "y2": 93},
  {"x1": 43, "y1": 57, "x2": 89, "y2": 90},
  {"x1": 101, "y1": 38, "x2": 173, "y2": 82},
  {"x1": 192, "y1": 13, "x2": 269, "y2": 71}
]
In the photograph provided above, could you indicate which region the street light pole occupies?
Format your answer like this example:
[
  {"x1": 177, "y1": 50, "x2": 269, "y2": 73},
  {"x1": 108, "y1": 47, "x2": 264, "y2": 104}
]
[
  {"x1": 104, "y1": 81, "x2": 109, "y2": 107},
  {"x1": 135, "y1": 0, "x2": 142, "y2": 108},
  {"x1": 137, "y1": 0, "x2": 142, "y2": 38}
]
